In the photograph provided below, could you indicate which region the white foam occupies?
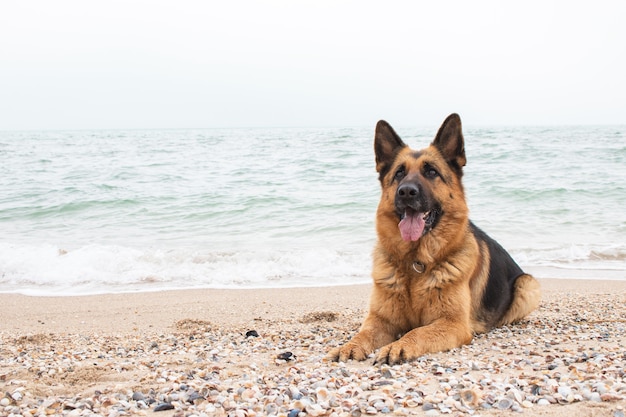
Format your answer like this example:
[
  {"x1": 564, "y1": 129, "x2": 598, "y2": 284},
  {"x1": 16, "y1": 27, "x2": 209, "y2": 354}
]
[
  {"x1": 0, "y1": 241, "x2": 372, "y2": 296},
  {"x1": 2, "y1": 239, "x2": 624, "y2": 296},
  {"x1": 513, "y1": 243, "x2": 626, "y2": 279}
]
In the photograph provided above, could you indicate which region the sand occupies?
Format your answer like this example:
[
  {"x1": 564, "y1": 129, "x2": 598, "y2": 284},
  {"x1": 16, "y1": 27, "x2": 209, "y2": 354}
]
[{"x1": 1, "y1": 278, "x2": 625, "y2": 416}]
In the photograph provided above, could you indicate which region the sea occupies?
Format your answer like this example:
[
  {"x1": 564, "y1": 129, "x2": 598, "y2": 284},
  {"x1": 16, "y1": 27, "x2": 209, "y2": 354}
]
[{"x1": 1, "y1": 125, "x2": 625, "y2": 295}]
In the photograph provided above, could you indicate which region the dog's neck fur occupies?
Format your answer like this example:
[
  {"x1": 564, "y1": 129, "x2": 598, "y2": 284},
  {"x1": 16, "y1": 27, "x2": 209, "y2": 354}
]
[{"x1": 373, "y1": 216, "x2": 474, "y2": 291}]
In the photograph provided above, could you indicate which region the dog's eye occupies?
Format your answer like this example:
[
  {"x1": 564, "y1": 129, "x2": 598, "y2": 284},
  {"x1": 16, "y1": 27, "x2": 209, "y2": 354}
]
[
  {"x1": 394, "y1": 166, "x2": 406, "y2": 181},
  {"x1": 424, "y1": 165, "x2": 439, "y2": 179}
]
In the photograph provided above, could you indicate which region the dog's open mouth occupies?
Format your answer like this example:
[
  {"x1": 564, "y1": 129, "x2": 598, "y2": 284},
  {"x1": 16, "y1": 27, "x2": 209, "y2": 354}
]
[{"x1": 398, "y1": 208, "x2": 439, "y2": 242}]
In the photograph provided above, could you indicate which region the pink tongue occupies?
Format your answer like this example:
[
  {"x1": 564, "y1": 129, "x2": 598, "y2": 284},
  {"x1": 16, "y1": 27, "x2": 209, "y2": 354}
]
[{"x1": 398, "y1": 211, "x2": 425, "y2": 242}]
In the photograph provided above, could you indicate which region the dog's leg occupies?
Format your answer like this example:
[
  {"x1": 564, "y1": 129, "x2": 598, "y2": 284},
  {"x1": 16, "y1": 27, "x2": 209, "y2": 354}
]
[
  {"x1": 328, "y1": 314, "x2": 398, "y2": 362},
  {"x1": 374, "y1": 319, "x2": 473, "y2": 364},
  {"x1": 498, "y1": 274, "x2": 541, "y2": 326}
]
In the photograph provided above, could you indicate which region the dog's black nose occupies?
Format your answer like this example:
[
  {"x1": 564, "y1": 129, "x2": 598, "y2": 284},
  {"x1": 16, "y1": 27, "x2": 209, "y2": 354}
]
[{"x1": 397, "y1": 183, "x2": 419, "y2": 200}]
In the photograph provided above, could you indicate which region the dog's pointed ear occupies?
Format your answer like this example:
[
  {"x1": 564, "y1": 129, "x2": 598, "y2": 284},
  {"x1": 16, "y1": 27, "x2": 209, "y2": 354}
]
[
  {"x1": 432, "y1": 113, "x2": 466, "y2": 173},
  {"x1": 374, "y1": 120, "x2": 406, "y2": 174}
]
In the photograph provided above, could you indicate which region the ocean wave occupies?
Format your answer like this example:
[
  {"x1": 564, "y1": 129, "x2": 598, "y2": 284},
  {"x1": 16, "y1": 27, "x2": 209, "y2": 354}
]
[
  {"x1": 0, "y1": 242, "x2": 372, "y2": 296},
  {"x1": 1, "y1": 126, "x2": 624, "y2": 294},
  {"x1": 513, "y1": 244, "x2": 626, "y2": 274},
  {"x1": 0, "y1": 239, "x2": 624, "y2": 296}
]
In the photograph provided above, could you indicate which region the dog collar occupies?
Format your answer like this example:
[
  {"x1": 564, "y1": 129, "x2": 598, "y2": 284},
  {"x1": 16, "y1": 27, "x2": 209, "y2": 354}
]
[{"x1": 412, "y1": 261, "x2": 425, "y2": 274}]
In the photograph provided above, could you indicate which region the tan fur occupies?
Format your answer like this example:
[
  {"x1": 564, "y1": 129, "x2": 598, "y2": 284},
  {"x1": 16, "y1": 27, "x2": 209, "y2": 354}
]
[
  {"x1": 329, "y1": 115, "x2": 540, "y2": 364},
  {"x1": 469, "y1": 241, "x2": 492, "y2": 333},
  {"x1": 497, "y1": 274, "x2": 541, "y2": 326}
]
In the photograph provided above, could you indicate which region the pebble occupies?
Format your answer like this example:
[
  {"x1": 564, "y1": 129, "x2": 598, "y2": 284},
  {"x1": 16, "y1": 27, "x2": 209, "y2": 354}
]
[
  {"x1": 1, "y1": 292, "x2": 625, "y2": 417},
  {"x1": 132, "y1": 391, "x2": 145, "y2": 401},
  {"x1": 277, "y1": 351, "x2": 295, "y2": 361},
  {"x1": 153, "y1": 402, "x2": 175, "y2": 411}
]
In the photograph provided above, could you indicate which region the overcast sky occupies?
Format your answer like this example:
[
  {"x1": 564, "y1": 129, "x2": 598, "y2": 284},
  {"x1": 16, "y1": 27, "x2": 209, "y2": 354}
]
[{"x1": 1, "y1": 1, "x2": 624, "y2": 130}]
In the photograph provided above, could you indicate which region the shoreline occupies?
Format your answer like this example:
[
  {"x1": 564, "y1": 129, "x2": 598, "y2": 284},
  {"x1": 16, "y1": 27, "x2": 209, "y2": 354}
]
[
  {"x1": 1, "y1": 278, "x2": 625, "y2": 334},
  {"x1": 1, "y1": 278, "x2": 625, "y2": 416}
]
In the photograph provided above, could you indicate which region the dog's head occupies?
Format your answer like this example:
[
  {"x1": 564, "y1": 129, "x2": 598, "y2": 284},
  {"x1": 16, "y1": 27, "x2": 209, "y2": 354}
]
[{"x1": 374, "y1": 114, "x2": 468, "y2": 243}]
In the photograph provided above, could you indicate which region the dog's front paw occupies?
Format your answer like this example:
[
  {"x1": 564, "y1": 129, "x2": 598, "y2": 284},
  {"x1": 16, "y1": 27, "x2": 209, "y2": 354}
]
[
  {"x1": 328, "y1": 342, "x2": 372, "y2": 362},
  {"x1": 375, "y1": 340, "x2": 421, "y2": 365}
]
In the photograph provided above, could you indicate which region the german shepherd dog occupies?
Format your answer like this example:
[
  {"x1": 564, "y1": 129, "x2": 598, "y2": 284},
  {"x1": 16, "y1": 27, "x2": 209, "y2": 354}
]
[{"x1": 330, "y1": 114, "x2": 540, "y2": 364}]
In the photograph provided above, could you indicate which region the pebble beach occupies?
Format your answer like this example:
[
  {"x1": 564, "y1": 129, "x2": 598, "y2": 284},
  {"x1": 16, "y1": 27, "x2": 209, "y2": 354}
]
[{"x1": 1, "y1": 278, "x2": 625, "y2": 417}]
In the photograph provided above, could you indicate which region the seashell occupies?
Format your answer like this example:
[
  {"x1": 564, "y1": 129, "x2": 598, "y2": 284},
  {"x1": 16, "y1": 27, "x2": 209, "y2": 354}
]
[
  {"x1": 328, "y1": 395, "x2": 341, "y2": 408},
  {"x1": 482, "y1": 393, "x2": 495, "y2": 405},
  {"x1": 241, "y1": 389, "x2": 256, "y2": 400},
  {"x1": 404, "y1": 397, "x2": 421, "y2": 408},
  {"x1": 558, "y1": 386, "x2": 572, "y2": 397},
  {"x1": 366, "y1": 395, "x2": 384, "y2": 404},
  {"x1": 515, "y1": 378, "x2": 529, "y2": 387},
  {"x1": 188, "y1": 391, "x2": 204, "y2": 403},
  {"x1": 589, "y1": 392, "x2": 602, "y2": 403},
  {"x1": 496, "y1": 398, "x2": 513, "y2": 410},
  {"x1": 289, "y1": 387, "x2": 302, "y2": 400},
  {"x1": 373, "y1": 401, "x2": 387, "y2": 411},
  {"x1": 394, "y1": 407, "x2": 409, "y2": 415},
  {"x1": 305, "y1": 403, "x2": 325, "y2": 416},
  {"x1": 380, "y1": 365, "x2": 394, "y2": 379},
  {"x1": 508, "y1": 388, "x2": 523, "y2": 403},
  {"x1": 600, "y1": 393, "x2": 623, "y2": 402},
  {"x1": 460, "y1": 389, "x2": 480, "y2": 407},
  {"x1": 365, "y1": 406, "x2": 378, "y2": 414},
  {"x1": 291, "y1": 399, "x2": 308, "y2": 410},
  {"x1": 100, "y1": 397, "x2": 117, "y2": 407},
  {"x1": 594, "y1": 383, "x2": 608, "y2": 394},
  {"x1": 315, "y1": 387, "x2": 329, "y2": 401},
  {"x1": 442, "y1": 396, "x2": 456, "y2": 407},
  {"x1": 4, "y1": 406, "x2": 20, "y2": 416},
  {"x1": 350, "y1": 406, "x2": 362, "y2": 417},
  {"x1": 422, "y1": 402, "x2": 436, "y2": 410},
  {"x1": 342, "y1": 398, "x2": 356, "y2": 409}
]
